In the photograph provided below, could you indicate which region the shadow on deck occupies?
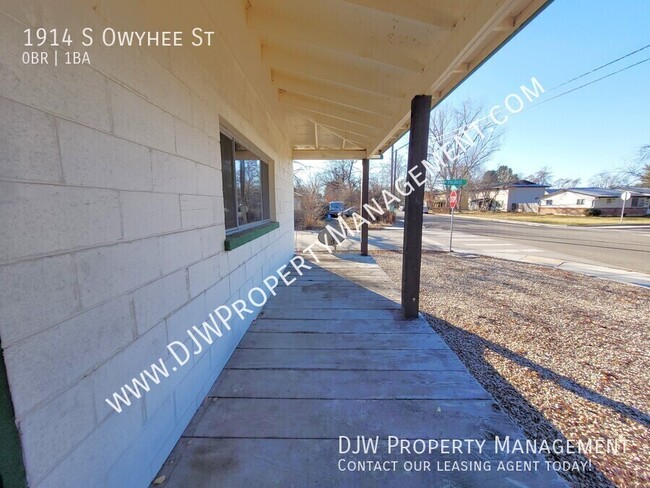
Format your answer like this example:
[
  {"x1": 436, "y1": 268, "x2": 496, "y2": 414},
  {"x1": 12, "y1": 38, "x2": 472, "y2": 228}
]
[{"x1": 153, "y1": 254, "x2": 567, "y2": 487}]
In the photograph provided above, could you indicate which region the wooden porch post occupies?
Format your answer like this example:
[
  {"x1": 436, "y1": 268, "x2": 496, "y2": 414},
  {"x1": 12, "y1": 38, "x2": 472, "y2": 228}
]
[
  {"x1": 401, "y1": 95, "x2": 431, "y2": 318},
  {"x1": 360, "y1": 158, "x2": 369, "y2": 256}
]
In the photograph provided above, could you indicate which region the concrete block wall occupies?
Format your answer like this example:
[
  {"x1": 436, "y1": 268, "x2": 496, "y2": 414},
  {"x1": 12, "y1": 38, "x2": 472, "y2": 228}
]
[{"x1": 0, "y1": 1, "x2": 294, "y2": 486}]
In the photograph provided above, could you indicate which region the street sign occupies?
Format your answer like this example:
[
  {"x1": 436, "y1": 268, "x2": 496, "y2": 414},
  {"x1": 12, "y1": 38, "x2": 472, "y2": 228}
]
[
  {"x1": 443, "y1": 179, "x2": 467, "y2": 187},
  {"x1": 620, "y1": 191, "x2": 632, "y2": 223},
  {"x1": 449, "y1": 190, "x2": 458, "y2": 209}
]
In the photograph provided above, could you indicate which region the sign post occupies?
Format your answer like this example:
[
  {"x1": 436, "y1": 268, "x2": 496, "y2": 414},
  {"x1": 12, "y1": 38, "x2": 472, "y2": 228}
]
[
  {"x1": 620, "y1": 191, "x2": 632, "y2": 223},
  {"x1": 449, "y1": 189, "x2": 458, "y2": 251}
]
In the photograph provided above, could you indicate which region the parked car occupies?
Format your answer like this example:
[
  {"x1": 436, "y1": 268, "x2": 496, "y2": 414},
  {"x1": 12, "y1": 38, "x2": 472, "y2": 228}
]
[
  {"x1": 342, "y1": 207, "x2": 357, "y2": 217},
  {"x1": 328, "y1": 201, "x2": 345, "y2": 217},
  {"x1": 423, "y1": 204, "x2": 429, "y2": 213}
]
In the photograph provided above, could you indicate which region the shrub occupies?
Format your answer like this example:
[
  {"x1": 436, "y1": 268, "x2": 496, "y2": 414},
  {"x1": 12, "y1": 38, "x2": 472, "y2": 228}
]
[{"x1": 584, "y1": 208, "x2": 602, "y2": 217}]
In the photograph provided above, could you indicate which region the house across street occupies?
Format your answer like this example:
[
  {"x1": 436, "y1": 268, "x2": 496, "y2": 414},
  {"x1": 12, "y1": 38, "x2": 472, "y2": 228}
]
[{"x1": 540, "y1": 187, "x2": 650, "y2": 216}]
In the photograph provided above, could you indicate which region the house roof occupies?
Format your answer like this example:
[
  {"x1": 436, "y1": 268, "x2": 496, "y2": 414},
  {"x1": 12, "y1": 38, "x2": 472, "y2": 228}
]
[
  {"x1": 483, "y1": 179, "x2": 550, "y2": 189},
  {"x1": 224, "y1": 0, "x2": 551, "y2": 159},
  {"x1": 545, "y1": 187, "x2": 650, "y2": 198},
  {"x1": 614, "y1": 186, "x2": 650, "y2": 196}
]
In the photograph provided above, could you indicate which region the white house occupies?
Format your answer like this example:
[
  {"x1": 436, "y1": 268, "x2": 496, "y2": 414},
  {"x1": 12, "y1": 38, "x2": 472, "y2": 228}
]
[
  {"x1": 469, "y1": 179, "x2": 549, "y2": 212},
  {"x1": 539, "y1": 187, "x2": 650, "y2": 216}
]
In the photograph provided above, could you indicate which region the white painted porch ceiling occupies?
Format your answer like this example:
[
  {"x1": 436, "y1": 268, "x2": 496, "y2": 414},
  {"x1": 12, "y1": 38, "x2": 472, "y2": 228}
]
[{"x1": 244, "y1": 0, "x2": 549, "y2": 159}]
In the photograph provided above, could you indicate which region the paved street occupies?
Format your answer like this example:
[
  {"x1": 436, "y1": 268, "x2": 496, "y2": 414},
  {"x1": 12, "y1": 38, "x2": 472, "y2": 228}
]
[
  {"x1": 295, "y1": 213, "x2": 650, "y2": 287},
  {"x1": 420, "y1": 214, "x2": 650, "y2": 274}
]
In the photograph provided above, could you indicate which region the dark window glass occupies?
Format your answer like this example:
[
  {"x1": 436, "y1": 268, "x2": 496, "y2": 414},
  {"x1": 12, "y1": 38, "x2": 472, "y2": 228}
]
[
  {"x1": 220, "y1": 133, "x2": 237, "y2": 230},
  {"x1": 221, "y1": 133, "x2": 270, "y2": 231}
]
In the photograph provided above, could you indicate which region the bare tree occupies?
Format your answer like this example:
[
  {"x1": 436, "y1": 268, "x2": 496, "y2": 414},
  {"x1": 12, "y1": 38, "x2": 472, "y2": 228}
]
[
  {"x1": 526, "y1": 166, "x2": 554, "y2": 185},
  {"x1": 587, "y1": 144, "x2": 650, "y2": 188},
  {"x1": 481, "y1": 165, "x2": 520, "y2": 186},
  {"x1": 553, "y1": 177, "x2": 582, "y2": 189},
  {"x1": 623, "y1": 144, "x2": 650, "y2": 185},
  {"x1": 428, "y1": 100, "x2": 504, "y2": 210},
  {"x1": 589, "y1": 171, "x2": 629, "y2": 189},
  {"x1": 319, "y1": 160, "x2": 360, "y2": 208},
  {"x1": 294, "y1": 173, "x2": 325, "y2": 230},
  {"x1": 640, "y1": 145, "x2": 650, "y2": 186},
  {"x1": 428, "y1": 101, "x2": 503, "y2": 182}
]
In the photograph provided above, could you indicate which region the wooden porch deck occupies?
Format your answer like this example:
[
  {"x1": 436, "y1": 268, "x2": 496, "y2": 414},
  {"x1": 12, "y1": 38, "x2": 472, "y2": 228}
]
[{"x1": 154, "y1": 254, "x2": 566, "y2": 487}]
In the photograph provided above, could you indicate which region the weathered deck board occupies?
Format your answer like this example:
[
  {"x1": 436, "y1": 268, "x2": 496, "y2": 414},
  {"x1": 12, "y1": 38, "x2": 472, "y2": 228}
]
[
  {"x1": 209, "y1": 370, "x2": 489, "y2": 400},
  {"x1": 154, "y1": 254, "x2": 567, "y2": 487},
  {"x1": 238, "y1": 332, "x2": 449, "y2": 349}
]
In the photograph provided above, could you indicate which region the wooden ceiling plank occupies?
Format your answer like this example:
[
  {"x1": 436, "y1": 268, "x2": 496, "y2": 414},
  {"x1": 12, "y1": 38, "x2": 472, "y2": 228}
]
[
  {"x1": 279, "y1": 92, "x2": 388, "y2": 128},
  {"x1": 337, "y1": 0, "x2": 460, "y2": 30},
  {"x1": 262, "y1": 44, "x2": 407, "y2": 99},
  {"x1": 248, "y1": 8, "x2": 424, "y2": 73},
  {"x1": 272, "y1": 71, "x2": 396, "y2": 116}
]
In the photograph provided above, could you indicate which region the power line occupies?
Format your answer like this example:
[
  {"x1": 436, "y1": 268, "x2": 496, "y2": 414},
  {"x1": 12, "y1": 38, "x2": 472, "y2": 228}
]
[
  {"x1": 390, "y1": 43, "x2": 650, "y2": 150},
  {"x1": 547, "y1": 43, "x2": 650, "y2": 91},
  {"x1": 522, "y1": 56, "x2": 650, "y2": 109}
]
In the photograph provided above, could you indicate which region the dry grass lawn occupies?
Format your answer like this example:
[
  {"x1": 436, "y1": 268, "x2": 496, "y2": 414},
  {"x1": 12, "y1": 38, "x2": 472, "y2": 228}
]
[
  {"x1": 374, "y1": 251, "x2": 650, "y2": 488},
  {"x1": 456, "y1": 212, "x2": 650, "y2": 226}
]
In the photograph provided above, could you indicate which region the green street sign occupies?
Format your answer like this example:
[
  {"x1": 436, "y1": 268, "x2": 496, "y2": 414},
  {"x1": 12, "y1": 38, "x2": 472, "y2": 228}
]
[{"x1": 443, "y1": 179, "x2": 467, "y2": 187}]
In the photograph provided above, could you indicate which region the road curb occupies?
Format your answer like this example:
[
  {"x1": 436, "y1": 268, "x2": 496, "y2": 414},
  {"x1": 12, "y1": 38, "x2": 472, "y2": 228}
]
[
  {"x1": 445, "y1": 214, "x2": 650, "y2": 228},
  {"x1": 492, "y1": 253, "x2": 650, "y2": 289}
]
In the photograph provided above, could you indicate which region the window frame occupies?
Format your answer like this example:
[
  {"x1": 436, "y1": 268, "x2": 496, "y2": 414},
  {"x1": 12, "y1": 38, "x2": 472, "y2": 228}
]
[{"x1": 220, "y1": 131, "x2": 272, "y2": 235}]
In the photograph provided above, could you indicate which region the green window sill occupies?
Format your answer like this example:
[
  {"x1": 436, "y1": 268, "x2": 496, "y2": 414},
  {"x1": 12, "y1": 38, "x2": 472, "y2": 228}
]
[{"x1": 224, "y1": 221, "x2": 279, "y2": 251}]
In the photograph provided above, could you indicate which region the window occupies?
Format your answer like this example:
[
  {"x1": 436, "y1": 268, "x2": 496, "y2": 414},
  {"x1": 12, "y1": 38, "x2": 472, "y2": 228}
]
[
  {"x1": 220, "y1": 132, "x2": 270, "y2": 232},
  {"x1": 576, "y1": 199, "x2": 585, "y2": 205},
  {"x1": 545, "y1": 199, "x2": 553, "y2": 206}
]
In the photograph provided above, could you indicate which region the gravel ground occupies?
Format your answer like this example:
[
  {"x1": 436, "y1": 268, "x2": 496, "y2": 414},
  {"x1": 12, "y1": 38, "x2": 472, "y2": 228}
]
[{"x1": 373, "y1": 251, "x2": 650, "y2": 488}]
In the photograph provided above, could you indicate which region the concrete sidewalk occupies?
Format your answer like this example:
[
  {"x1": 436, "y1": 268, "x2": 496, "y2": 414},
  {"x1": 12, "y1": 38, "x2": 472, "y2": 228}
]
[{"x1": 153, "y1": 254, "x2": 567, "y2": 487}]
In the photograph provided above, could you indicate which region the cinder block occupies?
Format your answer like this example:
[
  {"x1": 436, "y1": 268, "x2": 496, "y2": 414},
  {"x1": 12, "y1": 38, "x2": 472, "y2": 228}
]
[
  {"x1": 206, "y1": 136, "x2": 221, "y2": 167},
  {"x1": 195, "y1": 163, "x2": 221, "y2": 197},
  {"x1": 205, "y1": 275, "x2": 231, "y2": 311},
  {"x1": 227, "y1": 244, "x2": 252, "y2": 271},
  {"x1": 165, "y1": 294, "x2": 207, "y2": 342},
  {"x1": 38, "y1": 387, "x2": 144, "y2": 488},
  {"x1": 4, "y1": 295, "x2": 134, "y2": 416},
  {"x1": 19, "y1": 377, "x2": 95, "y2": 482},
  {"x1": 158, "y1": 229, "x2": 202, "y2": 275},
  {"x1": 58, "y1": 120, "x2": 152, "y2": 191},
  {"x1": 228, "y1": 263, "x2": 248, "y2": 297},
  {"x1": 180, "y1": 195, "x2": 215, "y2": 229},
  {"x1": 89, "y1": 37, "x2": 191, "y2": 124},
  {"x1": 151, "y1": 150, "x2": 197, "y2": 195},
  {"x1": 120, "y1": 191, "x2": 181, "y2": 240},
  {"x1": 213, "y1": 195, "x2": 226, "y2": 225},
  {"x1": 75, "y1": 238, "x2": 161, "y2": 308},
  {"x1": 174, "y1": 119, "x2": 212, "y2": 167},
  {"x1": 109, "y1": 398, "x2": 177, "y2": 488},
  {"x1": 0, "y1": 182, "x2": 121, "y2": 262},
  {"x1": 0, "y1": 98, "x2": 61, "y2": 182},
  {"x1": 133, "y1": 270, "x2": 188, "y2": 335},
  {"x1": 0, "y1": 254, "x2": 80, "y2": 346},
  {"x1": 188, "y1": 255, "x2": 222, "y2": 298},
  {"x1": 92, "y1": 322, "x2": 168, "y2": 422},
  {"x1": 174, "y1": 353, "x2": 211, "y2": 421},
  {"x1": 200, "y1": 226, "x2": 225, "y2": 257},
  {"x1": 0, "y1": 14, "x2": 111, "y2": 132},
  {"x1": 109, "y1": 83, "x2": 175, "y2": 154}
]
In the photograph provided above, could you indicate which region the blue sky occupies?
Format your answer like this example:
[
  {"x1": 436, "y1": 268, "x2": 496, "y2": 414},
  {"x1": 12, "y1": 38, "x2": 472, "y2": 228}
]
[
  {"x1": 298, "y1": 0, "x2": 650, "y2": 185},
  {"x1": 435, "y1": 0, "x2": 650, "y2": 183}
]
